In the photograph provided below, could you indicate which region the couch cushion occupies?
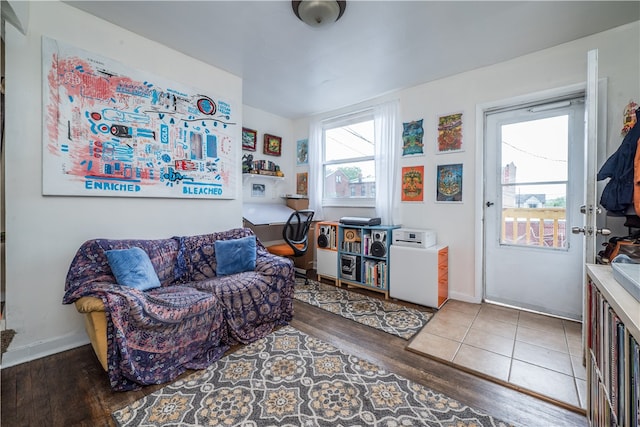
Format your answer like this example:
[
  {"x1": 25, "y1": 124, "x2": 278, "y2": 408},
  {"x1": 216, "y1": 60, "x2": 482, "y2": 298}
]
[
  {"x1": 104, "y1": 284, "x2": 228, "y2": 390},
  {"x1": 180, "y1": 228, "x2": 260, "y2": 281},
  {"x1": 214, "y1": 235, "x2": 257, "y2": 276},
  {"x1": 105, "y1": 247, "x2": 161, "y2": 291}
]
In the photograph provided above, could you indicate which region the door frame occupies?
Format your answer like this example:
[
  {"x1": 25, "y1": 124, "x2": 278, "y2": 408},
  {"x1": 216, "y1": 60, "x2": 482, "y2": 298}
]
[{"x1": 474, "y1": 81, "x2": 608, "y2": 305}]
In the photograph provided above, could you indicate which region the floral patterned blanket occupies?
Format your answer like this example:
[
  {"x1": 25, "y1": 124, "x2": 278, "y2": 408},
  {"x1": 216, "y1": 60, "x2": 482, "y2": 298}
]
[{"x1": 63, "y1": 228, "x2": 295, "y2": 391}]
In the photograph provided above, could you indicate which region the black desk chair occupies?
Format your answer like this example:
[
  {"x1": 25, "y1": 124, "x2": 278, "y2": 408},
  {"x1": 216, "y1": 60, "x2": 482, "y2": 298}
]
[{"x1": 266, "y1": 209, "x2": 315, "y2": 284}]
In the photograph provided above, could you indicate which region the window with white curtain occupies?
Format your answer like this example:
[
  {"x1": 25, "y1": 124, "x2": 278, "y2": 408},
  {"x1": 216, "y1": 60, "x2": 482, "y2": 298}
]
[
  {"x1": 309, "y1": 99, "x2": 400, "y2": 224},
  {"x1": 321, "y1": 110, "x2": 375, "y2": 207}
]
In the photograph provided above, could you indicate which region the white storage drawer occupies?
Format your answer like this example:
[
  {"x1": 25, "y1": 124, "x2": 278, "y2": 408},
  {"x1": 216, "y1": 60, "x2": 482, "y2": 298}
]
[{"x1": 390, "y1": 244, "x2": 448, "y2": 309}]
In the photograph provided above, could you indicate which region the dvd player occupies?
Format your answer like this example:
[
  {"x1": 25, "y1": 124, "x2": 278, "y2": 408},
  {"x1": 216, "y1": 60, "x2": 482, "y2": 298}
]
[{"x1": 339, "y1": 217, "x2": 382, "y2": 226}]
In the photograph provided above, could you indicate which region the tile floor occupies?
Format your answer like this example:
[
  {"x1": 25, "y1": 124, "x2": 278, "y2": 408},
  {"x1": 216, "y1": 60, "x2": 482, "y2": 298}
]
[{"x1": 408, "y1": 300, "x2": 586, "y2": 410}]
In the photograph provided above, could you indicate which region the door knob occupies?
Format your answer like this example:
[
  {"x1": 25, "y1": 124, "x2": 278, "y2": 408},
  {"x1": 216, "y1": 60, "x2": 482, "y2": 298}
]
[
  {"x1": 572, "y1": 226, "x2": 611, "y2": 236},
  {"x1": 486, "y1": 201, "x2": 494, "y2": 207}
]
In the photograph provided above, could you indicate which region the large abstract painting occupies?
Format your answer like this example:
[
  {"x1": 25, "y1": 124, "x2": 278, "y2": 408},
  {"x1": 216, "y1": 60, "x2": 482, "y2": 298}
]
[{"x1": 42, "y1": 37, "x2": 237, "y2": 199}]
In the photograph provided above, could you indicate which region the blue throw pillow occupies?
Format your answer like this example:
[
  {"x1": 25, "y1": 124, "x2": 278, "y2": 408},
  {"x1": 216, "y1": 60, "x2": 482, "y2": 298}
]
[
  {"x1": 214, "y1": 235, "x2": 257, "y2": 276},
  {"x1": 105, "y1": 247, "x2": 161, "y2": 291}
]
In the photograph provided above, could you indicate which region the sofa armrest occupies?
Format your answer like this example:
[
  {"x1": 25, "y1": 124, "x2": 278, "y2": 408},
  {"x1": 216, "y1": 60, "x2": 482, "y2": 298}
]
[
  {"x1": 255, "y1": 252, "x2": 294, "y2": 274},
  {"x1": 74, "y1": 296, "x2": 105, "y2": 313}
]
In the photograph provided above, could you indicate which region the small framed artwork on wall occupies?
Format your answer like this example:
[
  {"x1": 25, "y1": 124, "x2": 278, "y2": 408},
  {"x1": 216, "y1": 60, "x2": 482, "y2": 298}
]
[
  {"x1": 296, "y1": 139, "x2": 309, "y2": 165},
  {"x1": 437, "y1": 112, "x2": 463, "y2": 153},
  {"x1": 296, "y1": 172, "x2": 308, "y2": 195},
  {"x1": 242, "y1": 127, "x2": 257, "y2": 151},
  {"x1": 252, "y1": 183, "x2": 266, "y2": 197},
  {"x1": 401, "y1": 119, "x2": 425, "y2": 156},
  {"x1": 436, "y1": 163, "x2": 463, "y2": 202},
  {"x1": 401, "y1": 165, "x2": 424, "y2": 202},
  {"x1": 264, "y1": 134, "x2": 282, "y2": 156}
]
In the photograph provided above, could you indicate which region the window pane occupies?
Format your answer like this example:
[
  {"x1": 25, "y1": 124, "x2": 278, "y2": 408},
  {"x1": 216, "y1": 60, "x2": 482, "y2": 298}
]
[
  {"x1": 322, "y1": 114, "x2": 376, "y2": 205},
  {"x1": 501, "y1": 183, "x2": 567, "y2": 248},
  {"x1": 501, "y1": 115, "x2": 568, "y2": 184},
  {"x1": 325, "y1": 120, "x2": 374, "y2": 161},
  {"x1": 324, "y1": 160, "x2": 375, "y2": 198}
]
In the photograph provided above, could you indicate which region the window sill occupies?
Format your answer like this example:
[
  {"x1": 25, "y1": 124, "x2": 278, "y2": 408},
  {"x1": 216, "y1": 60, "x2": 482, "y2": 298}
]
[{"x1": 322, "y1": 198, "x2": 375, "y2": 208}]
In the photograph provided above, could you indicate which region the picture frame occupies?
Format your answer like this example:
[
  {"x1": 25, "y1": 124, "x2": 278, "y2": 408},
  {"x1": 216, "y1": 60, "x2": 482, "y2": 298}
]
[
  {"x1": 436, "y1": 163, "x2": 463, "y2": 202},
  {"x1": 401, "y1": 119, "x2": 425, "y2": 157},
  {"x1": 401, "y1": 165, "x2": 424, "y2": 202},
  {"x1": 242, "y1": 127, "x2": 257, "y2": 151},
  {"x1": 264, "y1": 134, "x2": 282, "y2": 156},
  {"x1": 296, "y1": 172, "x2": 308, "y2": 196},
  {"x1": 437, "y1": 112, "x2": 464, "y2": 154},
  {"x1": 42, "y1": 37, "x2": 237, "y2": 200},
  {"x1": 251, "y1": 183, "x2": 265, "y2": 197},
  {"x1": 296, "y1": 139, "x2": 309, "y2": 165}
]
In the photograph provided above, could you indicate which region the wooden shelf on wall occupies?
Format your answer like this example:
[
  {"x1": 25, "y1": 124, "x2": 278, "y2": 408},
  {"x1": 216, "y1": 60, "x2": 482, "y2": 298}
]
[{"x1": 242, "y1": 173, "x2": 284, "y2": 183}]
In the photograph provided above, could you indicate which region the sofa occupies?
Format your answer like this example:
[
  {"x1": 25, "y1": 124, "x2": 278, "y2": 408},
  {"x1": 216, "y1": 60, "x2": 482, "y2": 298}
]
[{"x1": 62, "y1": 228, "x2": 295, "y2": 391}]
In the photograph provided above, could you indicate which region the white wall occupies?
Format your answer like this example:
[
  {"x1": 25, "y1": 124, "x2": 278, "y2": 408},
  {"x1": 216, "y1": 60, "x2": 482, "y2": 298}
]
[
  {"x1": 242, "y1": 105, "x2": 295, "y2": 203},
  {"x1": 294, "y1": 21, "x2": 640, "y2": 303},
  {"x1": 2, "y1": 1, "x2": 243, "y2": 367}
]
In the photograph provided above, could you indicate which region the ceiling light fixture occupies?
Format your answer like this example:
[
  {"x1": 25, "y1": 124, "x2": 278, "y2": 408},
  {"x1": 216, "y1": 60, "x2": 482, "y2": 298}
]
[{"x1": 292, "y1": 1, "x2": 346, "y2": 28}]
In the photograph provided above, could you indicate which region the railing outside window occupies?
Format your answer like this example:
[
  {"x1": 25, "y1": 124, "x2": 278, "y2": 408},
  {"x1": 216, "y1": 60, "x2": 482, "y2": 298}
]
[{"x1": 501, "y1": 207, "x2": 567, "y2": 248}]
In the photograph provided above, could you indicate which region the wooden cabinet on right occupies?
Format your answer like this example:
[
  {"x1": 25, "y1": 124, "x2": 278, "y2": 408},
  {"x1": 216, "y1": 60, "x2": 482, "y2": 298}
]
[{"x1": 585, "y1": 264, "x2": 640, "y2": 427}]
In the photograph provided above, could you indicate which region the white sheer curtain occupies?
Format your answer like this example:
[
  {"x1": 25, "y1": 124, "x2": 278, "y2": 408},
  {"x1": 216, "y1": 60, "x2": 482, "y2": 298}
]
[
  {"x1": 374, "y1": 99, "x2": 401, "y2": 225},
  {"x1": 308, "y1": 119, "x2": 324, "y2": 220}
]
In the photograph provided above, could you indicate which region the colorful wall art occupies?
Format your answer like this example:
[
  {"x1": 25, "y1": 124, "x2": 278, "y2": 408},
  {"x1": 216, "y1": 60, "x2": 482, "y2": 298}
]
[
  {"x1": 296, "y1": 139, "x2": 309, "y2": 165},
  {"x1": 402, "y1": 119, "x2": 424, "y2": 156},
  {"x1": 296, "y1": 172, "x2": 308, "y2": 196},
  {"x1": 242, "y1": 128, "x2": 257, "y2": 151},
  {"x1": 263, "y1": 134, "x2": 282, "y2": 156},
  {"x1": 42, "y1": 37, "x2": 237, "y2": 199},
  {"x1": 437, "y1": 113, "x2": 463, "y2": 153},
  {"x1": 401, "y1": 165, "x2": 424, "y2": 202},
  {"x1": 436, "y1": 163, "x2": 463, "y2": 202}
]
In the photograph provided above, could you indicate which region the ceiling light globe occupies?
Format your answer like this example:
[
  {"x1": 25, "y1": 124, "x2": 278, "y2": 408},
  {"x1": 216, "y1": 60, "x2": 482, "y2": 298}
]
[{"x1": 293, "y1": 1, "x2": 346, "y2": 27}]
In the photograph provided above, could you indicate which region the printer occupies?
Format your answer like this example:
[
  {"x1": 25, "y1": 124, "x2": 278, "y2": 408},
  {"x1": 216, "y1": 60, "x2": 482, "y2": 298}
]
[{"x1": 392, "y1": 228, "x2": 436, "y2": 249}]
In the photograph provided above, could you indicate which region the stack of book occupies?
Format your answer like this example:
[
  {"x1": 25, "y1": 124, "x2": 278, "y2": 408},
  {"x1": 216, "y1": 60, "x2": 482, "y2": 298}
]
[{"x1": 588, "y1": 280, "x2": 640, "y2": 426}]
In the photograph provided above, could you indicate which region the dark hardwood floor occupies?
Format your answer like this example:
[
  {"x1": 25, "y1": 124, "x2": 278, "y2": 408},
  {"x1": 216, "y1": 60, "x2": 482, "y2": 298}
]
[{"x1": 1, "y1": 287, "x2": 587, "y2": 427}]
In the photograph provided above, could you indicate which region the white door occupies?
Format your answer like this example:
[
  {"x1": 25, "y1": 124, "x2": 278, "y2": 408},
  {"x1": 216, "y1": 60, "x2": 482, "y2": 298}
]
[
  {"x1": 582, "y1": 50, "x2": 605, "y2": 265},
  {"x1": 484, "y1": 97, "x2": 586, "y2": 320}
]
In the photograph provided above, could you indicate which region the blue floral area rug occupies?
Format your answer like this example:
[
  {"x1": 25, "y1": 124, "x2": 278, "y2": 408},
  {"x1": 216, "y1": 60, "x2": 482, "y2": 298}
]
[
  {"x1": 112, "y1": 326, "x2": 512, "y2": 427},
  {"x1": 294, "y1": 278, "x2": 433, "y2": 339}
]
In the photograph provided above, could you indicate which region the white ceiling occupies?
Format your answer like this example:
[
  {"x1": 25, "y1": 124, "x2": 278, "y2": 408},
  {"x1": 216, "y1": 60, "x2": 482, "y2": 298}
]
[{"x1": 66, "y1": 1, "x2": 640, "y2": 119}]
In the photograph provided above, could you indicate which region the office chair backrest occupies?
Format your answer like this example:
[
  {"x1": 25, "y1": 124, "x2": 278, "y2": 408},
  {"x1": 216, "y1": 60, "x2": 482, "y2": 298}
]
[{"x1": 283, "y1": 209, "x2": 315, "y2": 257}]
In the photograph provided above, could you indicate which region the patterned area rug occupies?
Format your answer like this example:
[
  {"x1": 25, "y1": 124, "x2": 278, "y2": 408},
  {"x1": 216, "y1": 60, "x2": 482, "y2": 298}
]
[
  {"x1": 293, "y1": 278, "x2": 432, "y2": 339},
  {"x1": 112, "y1": 326, "x2": 511, "y2": 426}
]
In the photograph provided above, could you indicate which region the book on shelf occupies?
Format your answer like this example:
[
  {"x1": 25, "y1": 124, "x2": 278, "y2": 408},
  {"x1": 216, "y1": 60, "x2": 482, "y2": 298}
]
[
  {"x1": 617, "y1": 320, "x2": 626, "y2": 426},
  {"x1": 631, "y1": 336, "x2": 639, "y2": 427},
  {"x1": 363, "y1": 260, "x2": 386, "y2": 289}
]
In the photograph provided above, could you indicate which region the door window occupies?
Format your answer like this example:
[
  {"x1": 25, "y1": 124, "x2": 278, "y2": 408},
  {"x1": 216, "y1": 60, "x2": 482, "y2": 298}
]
[{"x1": 499, "y1": 115, "x2": 569, "y2": 249}]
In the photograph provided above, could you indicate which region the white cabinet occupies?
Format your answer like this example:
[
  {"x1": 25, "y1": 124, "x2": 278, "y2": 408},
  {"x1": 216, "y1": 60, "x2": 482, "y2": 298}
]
[
  {"x1": 316, "y1": 221, "x2": 338, "y2": 283},
  {"x1": 390, "y1": 244, "x2": 448, "y2": 308}
]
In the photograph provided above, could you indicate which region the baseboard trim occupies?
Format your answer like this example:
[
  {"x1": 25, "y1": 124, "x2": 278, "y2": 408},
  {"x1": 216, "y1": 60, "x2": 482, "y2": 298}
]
[
  {"x1": 447, "y1": 291, "x2": 482, "y2": 305},
  {"x1": 0, "y1": 332, "x2": 89, "y2": 369}
]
